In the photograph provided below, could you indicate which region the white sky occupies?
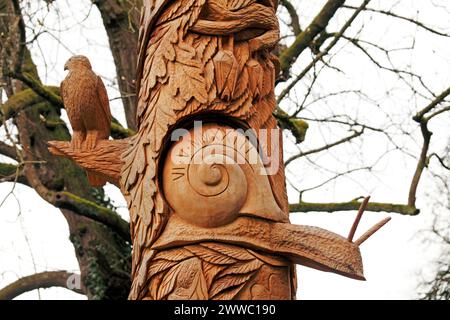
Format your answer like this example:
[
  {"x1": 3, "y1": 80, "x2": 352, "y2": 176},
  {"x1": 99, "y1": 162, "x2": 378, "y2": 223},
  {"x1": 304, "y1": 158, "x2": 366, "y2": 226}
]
[{"x1": 0, "y1": 0, "x2": 449, "y2": 300}]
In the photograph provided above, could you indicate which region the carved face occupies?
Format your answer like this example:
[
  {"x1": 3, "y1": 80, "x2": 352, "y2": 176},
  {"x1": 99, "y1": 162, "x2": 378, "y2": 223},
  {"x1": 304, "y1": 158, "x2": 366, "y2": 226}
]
[{"x1": 64, "y1": 55, "x2": 92, "y2": 71}]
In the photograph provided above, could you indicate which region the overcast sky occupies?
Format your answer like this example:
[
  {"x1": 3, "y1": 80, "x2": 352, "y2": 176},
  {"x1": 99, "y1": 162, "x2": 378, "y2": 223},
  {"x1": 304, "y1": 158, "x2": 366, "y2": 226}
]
[{"x1": 0, "y1": 0, "x2": 449, "y2": 300}]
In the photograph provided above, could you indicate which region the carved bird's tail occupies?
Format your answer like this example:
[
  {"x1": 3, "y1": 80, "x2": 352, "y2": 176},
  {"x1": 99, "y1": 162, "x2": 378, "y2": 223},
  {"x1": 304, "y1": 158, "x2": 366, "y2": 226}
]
[{"x1": 87, "y1": 170, "x2": 107, "y2": 187}]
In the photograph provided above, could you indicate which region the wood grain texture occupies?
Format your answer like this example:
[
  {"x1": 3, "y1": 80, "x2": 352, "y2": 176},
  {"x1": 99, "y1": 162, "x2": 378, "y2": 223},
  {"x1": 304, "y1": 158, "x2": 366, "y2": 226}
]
[
  {"x1": 48, "y1": 140, "x2": 128, "y2": 186},
  {"x1": 123, "y1": 0, "x2": 293, "y2": 299},
  {"x1": 154, "y1": 216, "x2": 364, "y2": 281}
]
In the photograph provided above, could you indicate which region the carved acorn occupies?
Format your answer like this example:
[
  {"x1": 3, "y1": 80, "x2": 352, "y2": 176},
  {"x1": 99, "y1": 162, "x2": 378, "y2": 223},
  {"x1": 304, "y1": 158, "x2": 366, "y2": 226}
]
[{"x1": 162, "y1": 124, "x2": 287, "y2": 228}]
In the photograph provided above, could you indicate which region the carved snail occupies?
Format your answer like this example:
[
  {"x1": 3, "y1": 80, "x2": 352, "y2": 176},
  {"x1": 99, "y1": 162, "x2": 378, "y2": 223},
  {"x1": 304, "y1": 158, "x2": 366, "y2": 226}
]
[{"x1": 162, "y1": 123, "x2": 286, "y2": 228}]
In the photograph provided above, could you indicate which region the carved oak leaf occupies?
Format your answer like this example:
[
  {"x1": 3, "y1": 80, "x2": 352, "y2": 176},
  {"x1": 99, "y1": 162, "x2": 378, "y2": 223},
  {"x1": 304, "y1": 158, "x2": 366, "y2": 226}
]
[{"x1": 210, "y1": 273, "x2": 255, "y2": 299}]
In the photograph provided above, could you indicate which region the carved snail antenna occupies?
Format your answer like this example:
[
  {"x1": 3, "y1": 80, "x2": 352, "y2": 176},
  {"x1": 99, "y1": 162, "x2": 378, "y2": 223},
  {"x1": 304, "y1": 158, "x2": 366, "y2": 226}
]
[{"x1": 162, "y1": 124, "x2": 286, "y2": 228}]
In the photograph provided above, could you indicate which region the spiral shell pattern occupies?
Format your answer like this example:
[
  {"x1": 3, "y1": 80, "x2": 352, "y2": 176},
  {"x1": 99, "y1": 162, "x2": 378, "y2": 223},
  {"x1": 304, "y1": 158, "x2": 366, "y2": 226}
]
[{"x1": 162, "y1": 126, "x2": 249, "y2": 228}]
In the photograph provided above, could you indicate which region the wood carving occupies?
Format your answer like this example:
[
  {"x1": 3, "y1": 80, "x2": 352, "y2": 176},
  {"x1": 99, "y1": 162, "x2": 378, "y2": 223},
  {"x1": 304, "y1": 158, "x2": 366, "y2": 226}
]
[
  {"x1": 61, "y1": 55, "x2": 112, "y2": 186},
  {"x1": 49, "y1": 0, "x2": 390, "y2": 300}
]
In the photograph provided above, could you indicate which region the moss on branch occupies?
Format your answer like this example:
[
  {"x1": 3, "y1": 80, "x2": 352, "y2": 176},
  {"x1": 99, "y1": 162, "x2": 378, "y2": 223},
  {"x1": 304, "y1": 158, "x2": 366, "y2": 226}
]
[
  {"x1": 1, "y1": 86, "x2": 60, "y2": 122},
  {"x1": 289, "y1": 201, "x2": 419, "y2": 215},
  {"x1": 111, "y1": 120, "x2": 135, "y2": 139},
  {"x1": 9, "y1": 72, "x2": 64, "y2": 108},
  {"x1": 0, "y1": 163, "x2": 17, "y2": 177},
  {"x1": 274, "y1": 108, "x2": 309, "y2": 143},
  {"x1": 52, "y1": 191, "x2": 130, "y2": 241}
]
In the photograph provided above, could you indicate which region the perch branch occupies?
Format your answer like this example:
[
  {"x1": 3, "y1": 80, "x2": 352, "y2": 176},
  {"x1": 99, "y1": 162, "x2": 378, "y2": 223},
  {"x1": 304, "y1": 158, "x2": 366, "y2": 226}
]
[
  {"x1": 0, "y1": 271, "x2": 85, "y2": 300},
  {"x1": 47, "y1": 139, "x2": 129, "y2": 186}
]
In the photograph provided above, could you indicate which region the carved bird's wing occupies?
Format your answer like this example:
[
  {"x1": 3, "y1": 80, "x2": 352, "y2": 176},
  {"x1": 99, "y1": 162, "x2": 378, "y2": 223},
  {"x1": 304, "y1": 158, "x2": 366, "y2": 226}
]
[
  {"x1": 122, "y1": 0, "x2": 210, "y2": 299},
  {"x1": 60, "y1": 78, "x2": 72, "y2": 111},
  {"x1": 95, "y1": 75, "x2": 112, "y2": 137}
]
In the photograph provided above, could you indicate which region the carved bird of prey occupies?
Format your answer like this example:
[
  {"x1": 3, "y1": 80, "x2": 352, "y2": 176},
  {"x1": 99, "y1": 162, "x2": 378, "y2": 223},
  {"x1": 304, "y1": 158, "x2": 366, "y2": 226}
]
[{"x1": 61, "y1": 55, "x2": 112, "y2": 186}]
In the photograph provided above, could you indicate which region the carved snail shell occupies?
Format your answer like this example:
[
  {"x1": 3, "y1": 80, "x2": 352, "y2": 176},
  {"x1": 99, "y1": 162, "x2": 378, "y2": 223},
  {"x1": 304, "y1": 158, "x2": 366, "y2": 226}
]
[{"x1": 162, "y1": 124, "x2": 286, "y2": 228}]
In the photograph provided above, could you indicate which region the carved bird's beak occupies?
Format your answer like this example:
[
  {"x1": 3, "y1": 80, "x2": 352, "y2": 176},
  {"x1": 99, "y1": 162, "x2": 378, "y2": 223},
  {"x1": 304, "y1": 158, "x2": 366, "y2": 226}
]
[{"x1": 64, "y1": 63, "x2": 68, "y2": 71}]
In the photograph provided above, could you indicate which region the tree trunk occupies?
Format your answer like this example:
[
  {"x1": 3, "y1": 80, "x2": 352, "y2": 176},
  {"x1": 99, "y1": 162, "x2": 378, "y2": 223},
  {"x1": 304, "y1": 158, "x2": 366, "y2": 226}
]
[
  {"x1": 1, "y1": 0, "x2": 131, "y2": 299},
  {"x1": 94, "y1": 0, "x2": 142, "y2": 131}
]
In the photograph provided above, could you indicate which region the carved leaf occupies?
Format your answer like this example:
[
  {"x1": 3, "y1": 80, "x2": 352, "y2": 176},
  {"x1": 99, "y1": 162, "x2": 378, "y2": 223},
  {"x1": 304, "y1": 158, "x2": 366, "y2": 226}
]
[
  {"x1": 202, "y1": 261, "x2": 226, "y2": 288},
  {"x1": 171, "y1": 42, "x2": 208, "y2": 104},
  {"x1": 218, "y1": 259, "x2": 263, "y2": 277},
  {"x1": 211, "y1": 282, "x2": 247, "y2": 300},
  {"x1": 200, "y1": 243, "x2": 255, "y2": 261},
  {"x1": 156, "y1": 262, "x2": 183, "y2": 300},
  {"x1": 187, "y1": 245, "x2": 237, "y2": 265},
  {"x1": 210, "y1": 273, "x2": 254, "y2": 298},
  {"x1": 147, "y1": 259, "x2": 178, "y2": 279},
  {"x1": 156, "y1": 247, "x2": 195, "y2": 262}
]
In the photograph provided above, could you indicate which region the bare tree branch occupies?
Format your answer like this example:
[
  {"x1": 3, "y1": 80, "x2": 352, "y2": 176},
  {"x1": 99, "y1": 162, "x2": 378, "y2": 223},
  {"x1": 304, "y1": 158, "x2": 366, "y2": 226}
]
[
  {"x1": 415, "y1": 87, "x2": 450, "y2": 120},
  {"x1": 278, "y1": 0, "x2": 346, "y2": 79},
  {"x1": 10, "y1": 0, "x2": 25, "y2": 74},
  {"x1": 277, "y1": 0, "x2": 371, "y2": 102},
  {"x1": 0, "y1": 271, "x2": 85, "y2": 300},
  {"x1": 285, "y1": 129, "x2": 364, "y2": 166},
  {"x1": 52, "y1": 191, "x2": 131, "y2": 241},
  {"x1": 280, "y1": 0, "x2": 301, "y2": 35},
  {"x1": 408, "y1": 87, "x2": 450, "y2": 207},
  {"x1": 343, "y1": 5, "x2": 450, "y2": 38},
  {"x1": 289, "y1": 200, "x2": 419, "y2": 215},
  {"x1": 0, "y1": 141, "x2": 17, "y2": 160}
]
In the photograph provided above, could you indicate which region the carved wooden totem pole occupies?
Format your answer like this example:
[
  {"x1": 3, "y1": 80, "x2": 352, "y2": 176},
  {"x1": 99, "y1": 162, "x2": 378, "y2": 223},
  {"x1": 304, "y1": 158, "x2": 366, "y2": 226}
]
[{"x1": 49, "y1": 0, "x2": 390, "y2": 300}]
